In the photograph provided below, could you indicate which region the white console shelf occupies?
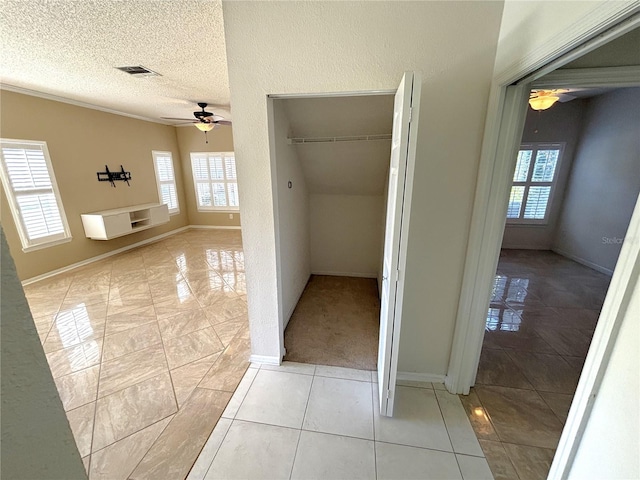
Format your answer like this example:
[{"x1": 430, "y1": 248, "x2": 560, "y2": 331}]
[{"x1": 81, "y1": 203, "x2": 169, "y2": 240}]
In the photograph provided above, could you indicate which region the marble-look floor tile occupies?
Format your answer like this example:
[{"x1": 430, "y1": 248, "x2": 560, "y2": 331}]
[
  {"x1": 89, "y1": 417, "x2": 172, "y2": 480},
  {"x1": 203, "y1": 295, "x2": 247, "y2": 324},
  {"x1": 476, "y1": 348, "x2": 534, "y2": 390},
  {"x1": 130, "y1": 388, "x2": 232, "y2": 480},
  {"x1": 374, "y1": 386, "x2": 452, "y2": 452},
  {"x1": 66, "y1": 402, "x2": 95, "y2": 458},
  {"x1": 44, "y1": 303, "x2": 107, "y2": 353},
  {"x1": 204, "y1": 420, "x2": 300, "y2": 480},
  {"x1": 375, "y1": 442, "x2": 462, "y2": 480},
  {"x1": 483, "y1": 329, "x2": 556, "y2": 354},
  {"x1": 456, "y1": 454, "x2": 494, "y2": 480},
  {"x1": 236, "y1": 369, "x2": 313, "y2": 429},
  {"x1": 46, "y1": 339, "x2": 102, "y2": 378},
  {"x1": 303, "y1": 376, "x2": 373, "y2": 439},
  {"x1": 396, "y1": 379, "x2": 434, "y2": 389},
  {"x1": 291, "y1": 431, "x2": 375, "y2": 480},
  {"x1": 474, "y1": 386, "x2": 563, "y2": 449},
  {"x1": 212, "y1": 317, "x2": 246, "y2": 346},
  {"x1": 505, "y1": 350, "x2": 580, "y2": 394},
  {"x1": 102, "y1": 322, "x2": 162, "y2": 361},
  {"x1": 106, "y1": 297, "x2": 154, "y2": 317},
  {"x1": 153, "y1": 295, "x2": 202, "y2": 320},
  {"x1": 539, "y1": 391, "x2": 573, "y2": 423},
  {"x1": 54, "y1": 365, "x2": 100, "y2": 411},
  {"x1": 98, "y1": 344, "x2": 168, "y2": 398},
  {"x1": 435, "y1": 390, "x2": 484, "y2": 457},
  {"x1": 199, "y1": 336, "x2": 250, "y2": 392},
  {"x1": 82, "y1": 456, "x2": 90, "y2": 474},
  {"x1": 533, "y1": 326, "x2": 592, "y2": 357},
  {"x1": 93, "y1": 372, "x2": 177, "y2": 451},
  {"x1": 158, "y1": 309, "x2": 211, "y2": 340},
  {"x1": 163, "y1": 327, "x2": 224, "y2": 370},
  {"x1": 170, "y1": 354, "x2": 221, "y2": 407},
  {"x1": 502, "y1": 442, "x2": 555, "y2": 480},
  {"x1": 562, "y1": 355, "x2": 586, "y2": 372},
  {"x1": 187, "y1": 418, "x2": 232, "y2": 480},
  {"x1": 221, "y1": 367, "x2": 259, "y2": 419},
  {"x1": 479, "y1": 440, "x2": 519, "y2": 480},
  {"x1": 458, "y1": 389, "x2": 499, "y2": 441},
  {"x1": 104, "y1": 304, "x2": 157, "y2": 335}
]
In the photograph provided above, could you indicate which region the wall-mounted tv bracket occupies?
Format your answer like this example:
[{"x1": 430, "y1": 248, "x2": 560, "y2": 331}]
[{"x1": 97, "y1": 165, "x2": 131, "y2": 187}]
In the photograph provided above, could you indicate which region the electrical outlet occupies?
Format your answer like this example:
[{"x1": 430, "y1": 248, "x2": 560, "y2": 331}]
[{"x1": 229, "y1": 213, "x2": 234, "y2": 219}]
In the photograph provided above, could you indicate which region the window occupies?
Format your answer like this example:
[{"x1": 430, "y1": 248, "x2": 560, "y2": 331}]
[
  {"x1": 190, "y1": 152, "x2": 239, "y2": 211},
  {"x1": 506, "y1": 143, "x2": 564, "y2": 223},
  {"x1": 152, "y1": 151, "x2": 179, "y2": 214},
  {"x1": 0, "y1": 139, "x2": 71, "y2": 252}
]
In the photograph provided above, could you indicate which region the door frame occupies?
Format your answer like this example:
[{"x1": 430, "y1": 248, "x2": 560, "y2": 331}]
[{"x1": 445, "y1": 5, "x2": 640, "y2": 479}]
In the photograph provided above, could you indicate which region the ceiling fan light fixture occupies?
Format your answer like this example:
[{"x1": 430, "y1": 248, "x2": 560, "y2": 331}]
[
  {"x1": 529, "y1": 95, "x2": 559, "y2": 111},
  {"x1": 194, "y1": 122, "x2": 214, "y2": 132}
]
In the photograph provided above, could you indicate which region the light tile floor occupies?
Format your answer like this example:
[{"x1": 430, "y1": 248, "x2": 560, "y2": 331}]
[
  {"x1": 460, "y1": 250, "x2": 610, "y2": 480},
  {"x1": 23, "y1": 229, "x2": 250, "y2": 480},
  {"x1": 190, "y1": 362, "x2": 494, "y2": 480}
]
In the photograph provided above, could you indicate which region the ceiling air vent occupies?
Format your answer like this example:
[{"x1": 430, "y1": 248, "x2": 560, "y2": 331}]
[{"x1": 115, "y1": 65, "x2": 160, "y2": 77}]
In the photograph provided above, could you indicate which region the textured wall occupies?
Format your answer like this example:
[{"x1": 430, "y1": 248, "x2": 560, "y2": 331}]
[
  {"x1": 0, "y1": 227, "x2": 87, "y2": 479},
  {"x1": 223, "y1": 1, "x2": 504, "y2": 371}
]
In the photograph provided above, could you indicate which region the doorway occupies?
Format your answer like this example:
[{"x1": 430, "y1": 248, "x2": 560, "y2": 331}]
[{"x1": 270, "y1": 93, "x2": 393, "y2": 371}]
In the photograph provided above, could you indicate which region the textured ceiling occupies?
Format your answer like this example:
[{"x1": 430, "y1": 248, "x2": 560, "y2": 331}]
[
  {"x1": 0, "y1": 0, "x2": 231, "y2": 123},
  {"x1": 278, "y1": 95, "x2": 394, "y2": 196}
]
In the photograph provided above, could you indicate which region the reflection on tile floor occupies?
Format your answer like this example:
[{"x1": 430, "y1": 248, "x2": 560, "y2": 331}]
[
  {"x1": 23, "y1": 229, "x2": 250, "y2": 480},
  {"x1": 190, "y1": 362, "x2": 493, "y2": 480},
  {"x1": 461, "y1": 249, "x2": 610, "y2": 480}
]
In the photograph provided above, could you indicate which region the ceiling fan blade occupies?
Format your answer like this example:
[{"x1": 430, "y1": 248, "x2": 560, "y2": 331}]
[
  {"x1": 558, "y1": 93, "x2": 577, "y2": 103},
  {"x1": 216, "y1": 120, "x2": 232, "y2": 126}
]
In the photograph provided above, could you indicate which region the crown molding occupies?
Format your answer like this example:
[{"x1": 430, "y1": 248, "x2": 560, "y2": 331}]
[{"x1": 0, "y1": 83, "x2": 173, "y2": 126}]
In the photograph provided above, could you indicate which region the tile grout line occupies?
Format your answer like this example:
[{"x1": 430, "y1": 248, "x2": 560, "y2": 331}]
[
  {"x1": 434, "y1": 391, "x2": 466, "y2": 478},
  {"x1": 288, "y1": 366, "x2": 316, "y2": 480}
]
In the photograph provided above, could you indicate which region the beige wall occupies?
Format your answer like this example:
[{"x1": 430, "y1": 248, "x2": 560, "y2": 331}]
[
  {"x1": 175, "y1": 124, "x2": 240, "y2": 227},
  {"x1": 0, "y1": 90, "x2": 189, "y2": 280},
  {"x1": 222, "y1": 1, "x2": 504, "y2": 368}
]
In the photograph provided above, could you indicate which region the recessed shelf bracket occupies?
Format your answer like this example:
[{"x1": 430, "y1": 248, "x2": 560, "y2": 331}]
[{"x1": 97, "y1": 165, "x2": 132, "y2": 187}]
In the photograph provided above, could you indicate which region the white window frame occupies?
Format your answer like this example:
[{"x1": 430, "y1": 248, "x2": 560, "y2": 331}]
[
  {"x1": 152, "y1": 150, "x2": 180, "y2": 215},
  {"x1": 0, "y1": 138, "x2": 72, "y2": 252},
  {"x1": 190, "y1": 151, "x2": 240, "y2": 212},
  {"x1": 506, "y1": 142, "x2": 565, "y2": 225}
]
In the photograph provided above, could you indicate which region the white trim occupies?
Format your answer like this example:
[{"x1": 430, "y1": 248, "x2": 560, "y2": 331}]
[
  {"x1": 189, "y1": 225, "x2": 241, "y2": 230},
  {"x1": 552, "y1": 248, "x2": 614, "y2": 277},
  {"x1": 22, "y1": 236, "x2": 73, "y2": 253},
  {"x1": 532, "y1": 66, "x2": 640, "y2": 89},
  {"x1": 0, "y1": 84, "x2": 169, "y2": 125},
  {"x1": 550, "y1": 196, "x2": 640, "y2": 479},
  {"x1": 310, "y1": 271, "x2": 378, "y2": 279},
  {"x1": 21, "y1": 226, "x2": 190, "y2": 285},
  {"x1": 396, "y1": 371, "x2": 446, "y2": 384},
  {"x1": 249, "y1": 354, "x2": 282, "y2": 366}
]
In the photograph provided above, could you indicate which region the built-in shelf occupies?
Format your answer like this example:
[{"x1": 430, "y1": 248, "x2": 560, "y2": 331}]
[{"x1": 81, "y1": 203, "x2": 169, "y2": 240}]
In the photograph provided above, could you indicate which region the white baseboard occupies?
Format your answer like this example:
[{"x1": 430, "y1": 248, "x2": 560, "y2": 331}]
[
  {"x1": 21, "y1": 226, "x2": 191, "y2": 286},
  {"x1": 250, "y1": 354, "x2": 282, "y2": 366},
  {"x1": 397, "y1": 371, "x2": 446, "y2": 385},
  {"x1": 311, "y1": 271, "x2": 378, "y2": 279},
  {"x1": 552, "y1": 248, "x2": 614, "y2": 276},
  {"x1": 501, "y1": 244, "x2": 551, "y2": 250},
  {"x1": 190, "y1": 225, "x2": 241, "y2": 230},
  {"x1": 21, "y1": 224, "x2": 244, "y2": 285}
]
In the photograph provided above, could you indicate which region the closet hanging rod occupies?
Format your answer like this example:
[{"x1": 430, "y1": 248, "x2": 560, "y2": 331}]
[{"x1": 287, "y1": 134, "x2": 392, "y2": 145}]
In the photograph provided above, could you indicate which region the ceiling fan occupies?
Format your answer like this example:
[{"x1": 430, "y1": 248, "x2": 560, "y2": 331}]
[
  {"x1": 162, "y1": 102, "x2": 232, "y2": 135},
  {"x1": 529, "y1": 89, "x2": 577, "y2": 110}
]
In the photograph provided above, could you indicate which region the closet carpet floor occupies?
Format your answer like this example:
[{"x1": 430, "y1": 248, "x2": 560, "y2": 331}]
[{"x1": 283, "y1": 275, "x2": 380, "y2": 371}]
